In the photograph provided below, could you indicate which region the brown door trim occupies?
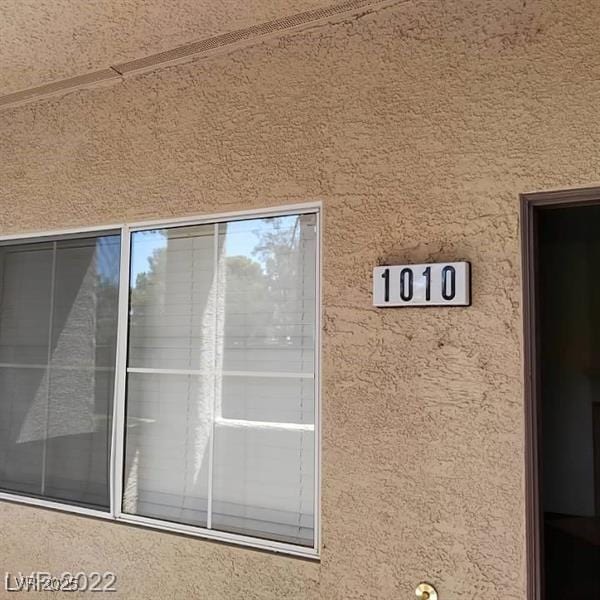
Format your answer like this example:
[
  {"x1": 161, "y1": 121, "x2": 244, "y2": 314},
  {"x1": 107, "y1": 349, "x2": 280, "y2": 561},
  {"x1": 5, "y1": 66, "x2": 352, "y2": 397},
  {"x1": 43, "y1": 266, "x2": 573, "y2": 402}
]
[
  {"x1": 520, "y1": 185, "x2": 600, "y2": 600},
  {"x1": 593, "y1": 403, "x2": 600, "y2": 517}
]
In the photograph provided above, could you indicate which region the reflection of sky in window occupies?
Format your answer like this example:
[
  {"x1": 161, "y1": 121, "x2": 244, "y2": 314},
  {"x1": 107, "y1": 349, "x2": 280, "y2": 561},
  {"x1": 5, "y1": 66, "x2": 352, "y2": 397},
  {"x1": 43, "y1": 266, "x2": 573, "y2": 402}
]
[
  {"x1": 130, "y1": 230, "x2": 167, "y2": 287},
  {"x1": 129, "y1": 216, "x2": 298, "y2": 287},
  {"x1": 223, "y1": 216, "x2": 297, "y2": 259}
]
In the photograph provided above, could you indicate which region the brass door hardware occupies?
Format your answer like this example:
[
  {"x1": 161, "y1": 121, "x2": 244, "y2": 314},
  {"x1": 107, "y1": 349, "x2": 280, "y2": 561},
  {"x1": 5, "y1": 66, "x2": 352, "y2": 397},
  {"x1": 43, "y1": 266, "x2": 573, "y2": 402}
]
[{"x1": 415, "y1": 583, "x2": 438, "y2": 600}]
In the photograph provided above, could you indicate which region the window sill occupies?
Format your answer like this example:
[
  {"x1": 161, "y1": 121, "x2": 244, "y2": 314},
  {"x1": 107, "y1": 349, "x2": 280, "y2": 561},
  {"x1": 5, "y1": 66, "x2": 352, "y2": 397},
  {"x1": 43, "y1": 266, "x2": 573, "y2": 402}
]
[{"x1": 0, "y1": 491, "x2": 320, "y2": 560}]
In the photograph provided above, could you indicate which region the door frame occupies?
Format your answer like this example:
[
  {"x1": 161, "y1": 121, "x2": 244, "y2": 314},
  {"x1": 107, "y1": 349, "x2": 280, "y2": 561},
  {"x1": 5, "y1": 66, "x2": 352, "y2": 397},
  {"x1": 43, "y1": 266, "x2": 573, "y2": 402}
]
[{"x1": 521, "y1": 185, "x2": 600, "y2": 600}]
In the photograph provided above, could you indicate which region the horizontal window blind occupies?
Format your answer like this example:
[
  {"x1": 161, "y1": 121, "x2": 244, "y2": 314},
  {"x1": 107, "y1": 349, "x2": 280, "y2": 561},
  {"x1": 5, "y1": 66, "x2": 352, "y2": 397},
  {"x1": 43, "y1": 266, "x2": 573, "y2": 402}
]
[
  {"x1": 123, "y1": 214, "x2": 317, "y2": 546},
  {"x1": 0, "y1": 234, "x2": 120, "y2": 510}
]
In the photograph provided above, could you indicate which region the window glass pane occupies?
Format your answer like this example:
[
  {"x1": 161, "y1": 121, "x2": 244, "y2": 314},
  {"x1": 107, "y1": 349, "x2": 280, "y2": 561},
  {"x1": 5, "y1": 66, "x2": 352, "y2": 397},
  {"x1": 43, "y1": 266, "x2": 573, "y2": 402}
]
[
  {"x1": 0, "y1": 243, "x2": 53, "y2": 365},
  {"x1": 0, "y1": 233, "x2": 120, "y2": 510},
  {"x1": 212, "y1": 426, "x2": 314, "y2": 545},
  {"x1": 124, "y1": 213, "x2": 317, "y2": 546},
  {"x1": 123, "y1": 373, "x2": 209, "y2": 526},
  {"x1": 0, "y1": 367, "x2": 46, "y2": 496},
  {"x1": 220, "y1": 375, "x2": 314, "y2": 424},
  {"x1": 124, "y1": 224, "x2": 216, "y2": 526},
  {"x1": 128, "y1": 225, "x2": 215, "y2": 370},
  {"x1": 220, "y1": 217, "x2": 316, "y2": 374},
  {"x1": 212, "y1": 215, "x2": 316, "y2": 545}
]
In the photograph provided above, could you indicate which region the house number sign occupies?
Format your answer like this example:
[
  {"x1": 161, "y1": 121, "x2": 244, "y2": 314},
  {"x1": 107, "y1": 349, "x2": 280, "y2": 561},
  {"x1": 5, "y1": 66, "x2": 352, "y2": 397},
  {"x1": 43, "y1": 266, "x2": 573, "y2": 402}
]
[{"x1": 373, "y1": 262, "x2": 470, "y2": 307}]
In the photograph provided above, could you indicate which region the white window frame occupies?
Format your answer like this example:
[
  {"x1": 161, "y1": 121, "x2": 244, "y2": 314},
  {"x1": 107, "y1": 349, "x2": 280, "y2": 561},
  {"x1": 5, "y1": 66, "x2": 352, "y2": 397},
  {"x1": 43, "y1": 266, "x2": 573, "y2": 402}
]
[{"x1": 0, "y1": 202, "x2": 321, "y2": 560}]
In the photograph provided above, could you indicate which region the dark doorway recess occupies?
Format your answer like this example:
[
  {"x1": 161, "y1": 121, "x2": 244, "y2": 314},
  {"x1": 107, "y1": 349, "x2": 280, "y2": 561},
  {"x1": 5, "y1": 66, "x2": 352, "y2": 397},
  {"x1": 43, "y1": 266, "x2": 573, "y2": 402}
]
[{"x1": 522, "y1": 188, "x2": 600, "y2": 600}]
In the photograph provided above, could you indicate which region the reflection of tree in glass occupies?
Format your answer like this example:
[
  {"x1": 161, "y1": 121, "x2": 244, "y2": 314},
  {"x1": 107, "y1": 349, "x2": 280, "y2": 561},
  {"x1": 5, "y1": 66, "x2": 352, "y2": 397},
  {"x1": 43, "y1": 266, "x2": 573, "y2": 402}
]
[
  {"x1": 225, "y1": 255, "x2": 268, "y2": 352},
  {"x1": 130, "y1": 248, "x2": 166, "y2": 328},
  {"x1": 251, "y1": 217, "x2": 304, "y2": 349},
  {"x1": 93, "y1": 239, "x2": 121, "y2": 364},
  {"x1": 128, "y1": 217, "x2": 306, "y2": 351}
]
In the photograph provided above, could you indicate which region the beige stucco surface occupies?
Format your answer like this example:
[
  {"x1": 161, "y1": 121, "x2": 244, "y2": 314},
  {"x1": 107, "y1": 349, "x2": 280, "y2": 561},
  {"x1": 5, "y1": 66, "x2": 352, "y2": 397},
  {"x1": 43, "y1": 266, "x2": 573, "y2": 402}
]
[
  {"x1": 1, "y1": 0, "x2": 599, "y2": 597},
  {"x1": 0, "y1": 0, "x2": 333, "y2": 95}
]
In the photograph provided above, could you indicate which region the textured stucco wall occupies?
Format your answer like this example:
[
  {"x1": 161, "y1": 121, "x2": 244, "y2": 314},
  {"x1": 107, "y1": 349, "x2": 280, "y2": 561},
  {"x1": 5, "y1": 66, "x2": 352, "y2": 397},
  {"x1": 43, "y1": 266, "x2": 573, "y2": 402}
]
[
  {"x1": 0, "y1": 0, "x2": 334, "y2": 94},
  {"x1": 1, "y1": 0, "x2": 600, "y2": 597}
]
